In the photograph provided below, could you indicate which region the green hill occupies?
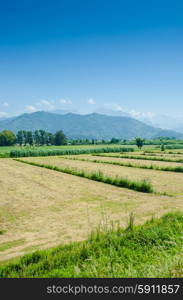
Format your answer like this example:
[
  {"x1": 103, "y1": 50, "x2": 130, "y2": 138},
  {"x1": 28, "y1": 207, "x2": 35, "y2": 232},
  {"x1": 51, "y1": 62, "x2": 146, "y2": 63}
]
[{"x1": 0, "y1": 111, "x2": 182, "y2": 139}]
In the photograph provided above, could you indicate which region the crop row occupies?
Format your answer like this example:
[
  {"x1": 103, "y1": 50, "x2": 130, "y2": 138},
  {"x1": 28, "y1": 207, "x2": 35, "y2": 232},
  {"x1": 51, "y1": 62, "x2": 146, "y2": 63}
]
[
  {"x1": 61, "y1": 156, "x2": 183, "y2": 173},
  {"x1": 14, "y1": 159, "x2": 153, "y2": 193},
  {"x1": 94, "y1": 154, "x2": 183, "y2": 164},
  {"x1": 10, "y1": 147, "x2": 134, "y2": 158}
]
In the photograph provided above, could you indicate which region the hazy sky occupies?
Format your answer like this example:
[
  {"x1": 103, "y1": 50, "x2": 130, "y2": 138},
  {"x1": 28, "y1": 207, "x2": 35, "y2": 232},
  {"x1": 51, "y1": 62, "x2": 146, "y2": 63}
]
[{"x1": 0, "y1": 0, "x2": 183, "y2": 118}]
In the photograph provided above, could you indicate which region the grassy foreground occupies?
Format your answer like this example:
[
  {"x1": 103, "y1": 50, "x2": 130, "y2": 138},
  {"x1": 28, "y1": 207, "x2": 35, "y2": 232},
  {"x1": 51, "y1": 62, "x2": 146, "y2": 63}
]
[{"x1": 1, "y1": 212, "x2": 183, "y2": 278}]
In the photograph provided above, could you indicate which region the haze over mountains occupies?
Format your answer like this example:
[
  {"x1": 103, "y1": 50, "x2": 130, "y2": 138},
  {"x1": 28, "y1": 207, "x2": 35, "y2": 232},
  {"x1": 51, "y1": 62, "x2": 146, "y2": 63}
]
[
  {"x1": 94, "y1": 106, "x2": 183, "y2": 133},
  {"x1": 0, "y1": 111, "x2": 182, "y2": 140}
]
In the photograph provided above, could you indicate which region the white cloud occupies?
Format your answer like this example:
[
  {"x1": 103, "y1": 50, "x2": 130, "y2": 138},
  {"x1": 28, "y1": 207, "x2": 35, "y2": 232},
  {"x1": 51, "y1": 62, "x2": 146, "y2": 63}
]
[
  {"x1": 88, "y1": 98, "x2": 96, "y2": 105},
  {"x1": 37, "y1": 99, "x2": 55, "y2": 110},
  {"x1": 98, "y1": 103, "x2": 156, "y2": 120},
  {"x1": 25, "y1": 105, "x2": 37, "y2": 113},
  {"x1": 2, "y1": 102, "x2": 9, "y2": 107},
  {"x1": 112, "y1": 104, "x2": 125, "y2": 112},
  {"x1": 101, "y1": 103, "x2": 126, "y2": 112},
  {"x1": 129, "y1": 110, "x2": 155, "y2": 119},
  {"x1": 59, "y1": 98, "x2": 72, "y2": 104},
  {"x1": 0, "y1": 111, "x2": 8, "y2": 118}
]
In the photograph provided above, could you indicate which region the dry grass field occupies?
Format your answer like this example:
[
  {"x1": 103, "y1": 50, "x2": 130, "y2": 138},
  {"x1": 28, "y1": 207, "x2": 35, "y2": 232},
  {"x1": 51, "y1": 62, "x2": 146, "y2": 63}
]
[
  {"x1": 66, "y1": 154, "x2": 183, "y2": 168},
  {"x1": 104, "y1": 152, "x2": 183, "y2": 161},
  {"x1": 22, "y1": 156, "x2": 183, "y2": 195},
  {"x1": 1, "y1": 157, "x2": 183, "y2": 263}
]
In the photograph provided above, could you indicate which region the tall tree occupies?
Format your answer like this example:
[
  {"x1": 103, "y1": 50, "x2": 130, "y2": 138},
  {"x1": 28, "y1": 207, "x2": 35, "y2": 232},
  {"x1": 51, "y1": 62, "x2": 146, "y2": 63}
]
[
  {"x1": 16, "y1": 131, "x2": 24, "y2": 146},
  {"x1": 23, "y1": 131, "x2": 28, "y2": 145},
  {"x1": 34, "y1": 130, "x2": 40, "y2": 146},
  {"x1": 54, "y1": 130, "x2": 67, "y2": 145},
  {"x1": 45, "y1": 132, "x2": 54, "y2": 145},
  {"x1": 0, "y1": 132, "x2": 6, "y2": 146},
  {"x1": 39, "y1": 130, "x2": 46, "y2": 145},
  {"x1": 27, "y1": 131, "x2": 33, "y2": 145},
  {"x1": 0, "y1": 130, "x2": 16, "y2": 146},
  {"x1": 135, "y1": 137, "x2": 145, "y2": 149}
]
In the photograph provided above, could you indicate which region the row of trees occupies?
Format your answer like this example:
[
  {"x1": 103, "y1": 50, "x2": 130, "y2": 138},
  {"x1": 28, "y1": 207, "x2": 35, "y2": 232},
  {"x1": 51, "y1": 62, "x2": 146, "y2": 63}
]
[
  {"x1": 0, "y1": 130, "x2": 67, "y2": 146},
  {"x1": 0, "y1": 130, "x2": 168, "y2": 149}
]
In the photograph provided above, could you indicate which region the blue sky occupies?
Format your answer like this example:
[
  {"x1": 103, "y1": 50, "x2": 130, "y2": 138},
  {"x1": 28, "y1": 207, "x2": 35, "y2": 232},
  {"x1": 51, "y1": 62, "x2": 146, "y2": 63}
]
[{"x1": 0, "y1": 0, "x2": 183, "y2": 119}]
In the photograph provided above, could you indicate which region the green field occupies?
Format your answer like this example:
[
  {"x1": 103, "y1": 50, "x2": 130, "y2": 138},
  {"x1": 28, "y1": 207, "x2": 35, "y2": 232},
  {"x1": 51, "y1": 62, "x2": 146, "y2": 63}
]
[{"x1": 0, "y1": 144, "x2": 183, "y2": 278}]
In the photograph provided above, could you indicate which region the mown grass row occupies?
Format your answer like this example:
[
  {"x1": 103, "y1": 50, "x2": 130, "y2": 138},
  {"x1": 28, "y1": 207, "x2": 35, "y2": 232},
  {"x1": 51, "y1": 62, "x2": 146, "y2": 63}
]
[
  {"x1": 94, "y1": 153, "x2": 183, "y2": 164},
  {"x1": 1, "y1": 212, "x2": 183, "y2": 278},
  {"x1": 14, "y1": 159, "x2": 153, "y2": 193},
  {"x1": 166, "y1": 145, "x2": 183, "y2": 149},
  {"x1": 61, "y1": 156, "x2": 183, "y2": 173},
  {"x1": 143, "y1": 151, "x2": 183, "y2": 157},
  {"x1": 167, "y1": 151, "x2": 183, "y2": 155},
  {"x1": 9, "y1": 147, "x2": 134, "y2": 158}
]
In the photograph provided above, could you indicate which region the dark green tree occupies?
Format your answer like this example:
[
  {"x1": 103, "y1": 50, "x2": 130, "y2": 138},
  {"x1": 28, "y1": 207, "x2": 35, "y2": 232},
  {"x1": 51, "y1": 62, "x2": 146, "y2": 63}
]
[
  {"x1": 110, "y1": 137, "x2": 120, "y2": 144},
  {"x1": 161, "y1": 144, "x2": 165, "y2": 151},
  {"x1": 27, "y1": 131, "x2": 33, "y2": 145},
  {"x1": 23, "y1": 131, "x2": 28, "y2": 145},
  {"x1": 16, "y1": 131, "x2": 24, "y2": 146},
  {"x1": 34, "y1": 130, "x2": 40, "y2": 145},
  {"x1": 0, "y1": 132, "x2": 6, "y2": 146},
  {"x1": 0, "y1": 130, "x2": 16, "y2": 146},
  {"x1": 45, "y1": 132, "x2": 54, "y2": 145},
  {"x1": 135, "y1": 137, "x2": 145, "y2": 149},
  {"x1": 71, "y1": 139, "x2": 77, "y2": 145},
  {"x1": 54, "y1": 130, "x2": 67, "y2": 145}
]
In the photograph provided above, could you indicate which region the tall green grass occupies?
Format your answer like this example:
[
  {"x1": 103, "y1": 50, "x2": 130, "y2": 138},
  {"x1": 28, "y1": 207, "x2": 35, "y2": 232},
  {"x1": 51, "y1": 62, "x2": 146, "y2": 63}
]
[
  {"x1": 10, "y1": 147, "x2": 134, "y2": 158},
  {"x1": 94, "y1": 153, "x2": 183, "y2": 164},
  {"x1": 1, "y1": 212, "x2": 183, "y2": 278},
  {"x1": 14, "y1": 159, "x2": 153, "y2": 193},
  {"x1": 62, "y1": 156, "x2": 183, "y2": 173}
]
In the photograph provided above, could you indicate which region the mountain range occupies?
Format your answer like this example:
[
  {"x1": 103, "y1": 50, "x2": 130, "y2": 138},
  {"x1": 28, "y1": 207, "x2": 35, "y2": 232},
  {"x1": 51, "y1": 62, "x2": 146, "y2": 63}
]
[{"x1": 0, "y1": 111, "x2": 182, "y2": 140}]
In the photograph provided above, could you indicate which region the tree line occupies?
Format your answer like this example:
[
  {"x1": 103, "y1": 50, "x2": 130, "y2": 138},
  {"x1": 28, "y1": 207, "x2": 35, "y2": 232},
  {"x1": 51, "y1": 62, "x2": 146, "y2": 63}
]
[
  {"x1": 0, "y1": 129, "x2": 177, "y2": 148},
  {"x1": 0, "y1": 130, "x2": 67, "y2": 146}
]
